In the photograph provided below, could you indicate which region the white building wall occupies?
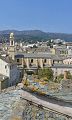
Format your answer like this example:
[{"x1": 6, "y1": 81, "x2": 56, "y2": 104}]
[
  {"x1": 0, "y1": 58, "x2": 20, "y2": 86},
  {"x1": 52, "y1": 67, "x2": 72, "y2": 76},
  {"x1": 0, "y1": 59, "x2": 10, "y2": 77}
]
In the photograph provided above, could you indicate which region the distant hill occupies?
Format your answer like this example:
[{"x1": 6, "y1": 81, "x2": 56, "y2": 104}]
[{"x1": 0, "y1": 30, "x2": 72, "y2": 42}]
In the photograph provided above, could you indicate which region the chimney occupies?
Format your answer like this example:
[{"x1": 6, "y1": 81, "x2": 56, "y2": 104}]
[{"x1": 64, "y1": 71, "x2": 67, "y2": 80}]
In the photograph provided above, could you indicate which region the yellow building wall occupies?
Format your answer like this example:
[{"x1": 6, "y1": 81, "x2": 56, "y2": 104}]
[{"x1": 50, "y1": 48, "x2": 56, "y2": 54}]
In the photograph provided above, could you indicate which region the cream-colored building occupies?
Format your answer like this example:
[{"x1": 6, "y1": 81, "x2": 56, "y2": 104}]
[{"x1": 63, "y1": 57, "x2": 72, "y2": 64}]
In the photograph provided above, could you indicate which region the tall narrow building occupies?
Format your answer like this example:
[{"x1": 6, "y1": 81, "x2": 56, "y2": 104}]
[{"x1": 8, "y1": 33, "x2": 15, "y2": 60}]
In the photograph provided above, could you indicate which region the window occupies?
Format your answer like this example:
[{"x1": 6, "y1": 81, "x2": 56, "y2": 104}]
[
  {"x1": 5, "y1": 65, "x2": 7, "y2": 69},
  {"x1": 31, "y1": 59, "x2": 33, "y2": 63},
  {"x1": 11, "y1": 40, "x2": 13, "y2": 45},
  {"x1": 44, "y1": 59, "x2": 46, "y2": 63},
  {"x1": 53, "y1": 60, "x2": 54, "y2": 64},
  {"x1": 17, "y1": 59, "x2": 19, "y2": 62}
]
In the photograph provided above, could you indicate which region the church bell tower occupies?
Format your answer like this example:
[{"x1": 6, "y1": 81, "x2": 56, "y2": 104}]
[
  {"x1": 8, "y1": 33, "x2": 15, "y2": 60},
  {"x1": 10, "y1": 32, "x2": 14, "y2": 47}
]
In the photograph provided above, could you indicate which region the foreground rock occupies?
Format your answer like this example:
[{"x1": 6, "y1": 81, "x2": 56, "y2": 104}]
[{"x1": 0, "y1": 86, "x2": 72, "y2": 120}]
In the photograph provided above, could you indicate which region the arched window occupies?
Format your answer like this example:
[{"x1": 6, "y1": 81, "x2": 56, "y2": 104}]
[
  {"x1": 17, "y1": 59, "x2": 19, "y2": 62},
  {"x1": 11, "y1": 40, "x2": 13, "y2": 45},
  {"x1": 31, "y1": 59, "x2": 33, "y2": 63},
  {"x1": 44, "y1": 59, "x2": 46, "y2": 63}
]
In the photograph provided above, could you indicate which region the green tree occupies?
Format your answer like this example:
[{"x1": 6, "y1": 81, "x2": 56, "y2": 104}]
[
  {"x1": 66, "y1": 71, "x2": 72, "y2": 79},
  {"x1": 56, "y1": 74, "x2": 64, "y2": 83},
  {"x1": 38, "y1": 68, "x2": 53, "y2": 81}
]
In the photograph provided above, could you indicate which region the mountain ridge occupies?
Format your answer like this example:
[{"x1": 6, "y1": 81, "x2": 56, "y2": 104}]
[{"x1": 0, "y1": 30, "x2": 72, "y2": 42}]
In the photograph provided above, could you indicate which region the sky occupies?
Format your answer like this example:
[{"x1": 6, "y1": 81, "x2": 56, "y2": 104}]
[{"x1": 0, "y1": 0, "x2": 72, "y2": 33}]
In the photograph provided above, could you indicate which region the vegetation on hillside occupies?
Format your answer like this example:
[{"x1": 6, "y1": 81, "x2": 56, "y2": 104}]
[
  {"x1": 55, "y1": 71, "x2": 72, "y2": 83},
  {"x1": 38, "y1": 68, "x2": 53, "y2": 81},
  {"x1": 0, "y1": 30, "x2": 72, "y2": 43}
]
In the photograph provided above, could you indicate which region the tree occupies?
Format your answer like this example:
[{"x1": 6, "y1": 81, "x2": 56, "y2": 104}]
[
  {"x1": 56, "y1": 74, "x2": 64, "y2": 83},
  {"x1": 38, "y1": 68, "x2": 53, "y2": 81},
  {"x1": 66, "y1": 71, "x2": 72, "y2": 79}
]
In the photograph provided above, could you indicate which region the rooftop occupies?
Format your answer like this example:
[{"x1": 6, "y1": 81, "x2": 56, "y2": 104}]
[
  {"x1": 0, "y1": 55, "x2": 16, "y2": 65},
  {"x1": 52, "y1": 64, "x2": 72, "y2": 68},
  {"x1": 15, "y1": 52, "x2": 66, "y2": 60}
]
